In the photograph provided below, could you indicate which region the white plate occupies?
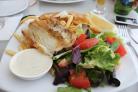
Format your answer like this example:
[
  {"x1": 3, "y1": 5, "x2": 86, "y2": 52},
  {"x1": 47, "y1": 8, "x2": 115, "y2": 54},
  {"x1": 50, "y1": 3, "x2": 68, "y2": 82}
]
[
  {"x1": 40, "y1": 0, "x2": 85, "y2": 4},
  {"x1": 0, "y1": 15, "x2": 138, "y2": 92},
  {"x1": 0, "y1": 0, "x2": 28, "y2": 17}
]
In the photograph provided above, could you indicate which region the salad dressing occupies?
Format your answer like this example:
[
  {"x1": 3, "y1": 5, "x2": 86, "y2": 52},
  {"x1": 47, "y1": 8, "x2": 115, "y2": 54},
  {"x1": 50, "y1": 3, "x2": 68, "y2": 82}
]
[{"x1": 10, "y1": 49, "x2": 53, "y2": 78}]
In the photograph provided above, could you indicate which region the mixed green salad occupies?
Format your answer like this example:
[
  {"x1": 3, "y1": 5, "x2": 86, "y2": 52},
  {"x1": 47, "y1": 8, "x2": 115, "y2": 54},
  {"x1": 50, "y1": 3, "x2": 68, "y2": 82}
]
[{"x1": 51, "y1": 24, "x2": 127, "y2": 92}]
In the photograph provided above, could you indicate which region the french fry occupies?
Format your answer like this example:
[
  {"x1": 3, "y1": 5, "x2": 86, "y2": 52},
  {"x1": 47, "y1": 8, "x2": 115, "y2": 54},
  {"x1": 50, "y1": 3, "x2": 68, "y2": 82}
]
[
  {"x1": 54, "y1": 11, "x2": 68, "y2": 18},
  {"x1": 60, "y1": 20, "x2": 66, "y2": 26},
  {"x1": 13, "y1": 33, "x2": 22, "y2": 43},
  {"x1": 6, "y1": 49, "x2": 17, "y2": 56},
  {"x1": 18, "y1": 43, "x2": 27, "y2": 51},
  {"x1": 69, "y1": 25, "x2": 77, "y2": 32},
  {"x1": 66, "y1": 15, "x2": 74, "y2": 28},
  {"x1": 22, "y1": 43, "x2": 28, "y2": 49}
]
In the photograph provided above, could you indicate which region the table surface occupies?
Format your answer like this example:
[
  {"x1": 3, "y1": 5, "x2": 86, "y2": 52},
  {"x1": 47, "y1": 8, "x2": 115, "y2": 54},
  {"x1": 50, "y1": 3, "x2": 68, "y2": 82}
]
[{"x1": 0, "y1": 0, "x2": 138, "y2": 92}]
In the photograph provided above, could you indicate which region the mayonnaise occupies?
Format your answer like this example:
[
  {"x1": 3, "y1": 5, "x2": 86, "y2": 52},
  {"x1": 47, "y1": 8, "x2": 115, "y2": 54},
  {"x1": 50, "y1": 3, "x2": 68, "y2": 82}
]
[{"x1": 9, "y1": 49, "x2": 53, "y2": 80}]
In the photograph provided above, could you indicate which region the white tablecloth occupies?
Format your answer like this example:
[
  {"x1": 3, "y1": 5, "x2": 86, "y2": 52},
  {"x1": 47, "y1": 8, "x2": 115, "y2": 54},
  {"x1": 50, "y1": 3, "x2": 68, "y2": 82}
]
[{"x1": 0, "y1": 0, "x2": 138, "y2": 92}]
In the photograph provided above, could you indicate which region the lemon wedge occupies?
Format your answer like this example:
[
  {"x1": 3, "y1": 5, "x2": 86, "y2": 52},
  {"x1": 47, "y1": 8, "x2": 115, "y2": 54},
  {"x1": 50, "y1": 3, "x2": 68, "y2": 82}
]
[{"x1": 86, "y1": 12, "x2": 117, "y2": 33}]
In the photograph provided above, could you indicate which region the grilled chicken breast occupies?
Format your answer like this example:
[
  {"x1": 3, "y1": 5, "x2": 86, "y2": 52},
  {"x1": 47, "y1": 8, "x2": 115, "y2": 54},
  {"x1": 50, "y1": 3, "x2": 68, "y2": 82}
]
[{"x1": 22, "y1": 15, "x2": 76, "y2": 56}]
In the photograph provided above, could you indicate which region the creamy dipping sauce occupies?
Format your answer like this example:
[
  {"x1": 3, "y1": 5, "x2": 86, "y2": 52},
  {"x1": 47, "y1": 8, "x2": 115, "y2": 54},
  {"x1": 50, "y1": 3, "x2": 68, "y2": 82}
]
[{"x1": 9, "y1": 49, "x2": 53, "y2": 80}]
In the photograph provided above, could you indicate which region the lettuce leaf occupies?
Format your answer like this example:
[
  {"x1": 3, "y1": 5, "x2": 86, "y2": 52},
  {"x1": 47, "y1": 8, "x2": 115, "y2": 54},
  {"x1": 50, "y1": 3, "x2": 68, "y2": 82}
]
[
  {"x1": 79, "y1": 40, "x2": 120, "y2": 72},
  {"x1": 57, "y1": 87, "x2": 82, "y2": 92},
  {"x1": 76, "y1": 24, "x2": 85, "y2": 36}
]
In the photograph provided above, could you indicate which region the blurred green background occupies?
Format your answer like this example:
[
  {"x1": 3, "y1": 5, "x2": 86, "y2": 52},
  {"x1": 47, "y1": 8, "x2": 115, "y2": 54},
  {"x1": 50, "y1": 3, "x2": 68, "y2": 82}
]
[{"x1": 114, "y1": 0, "x2": 138, "y2": 15}]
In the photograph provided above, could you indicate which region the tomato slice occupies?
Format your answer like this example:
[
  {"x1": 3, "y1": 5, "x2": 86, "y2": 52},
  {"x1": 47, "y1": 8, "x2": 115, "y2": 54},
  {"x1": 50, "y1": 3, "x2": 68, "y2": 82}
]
[
  {"x1": 79, "y1": 38, "x2": 99, "y2": 50},
  {"x1": 115, "y1": 44, "x2": 127, "y2": 57},
  {"x1": 106, "y1": 37, "x2": 127, "y2": 57},
  {"x1": 106, "y1": 37, "x2": 116, "y2": 44},
  {"x1": 69, "y1": 70, "x2": 91, "y2": 89},
  {"x1": 74, "y1": 34, "x2": 87, "y2": 46}
]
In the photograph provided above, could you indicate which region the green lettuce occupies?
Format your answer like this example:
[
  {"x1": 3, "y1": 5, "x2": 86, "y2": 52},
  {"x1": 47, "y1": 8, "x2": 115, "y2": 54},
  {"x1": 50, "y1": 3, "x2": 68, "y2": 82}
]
[
  {"x1": 57, "y1": 87, "x2": 83, "y2": 92},
  {"x1": 76, "y1": 24, "x2": 85, "y2": 36},
  {"x1": 79, "y1": 40, "x2": 120, "y2": 72}
]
